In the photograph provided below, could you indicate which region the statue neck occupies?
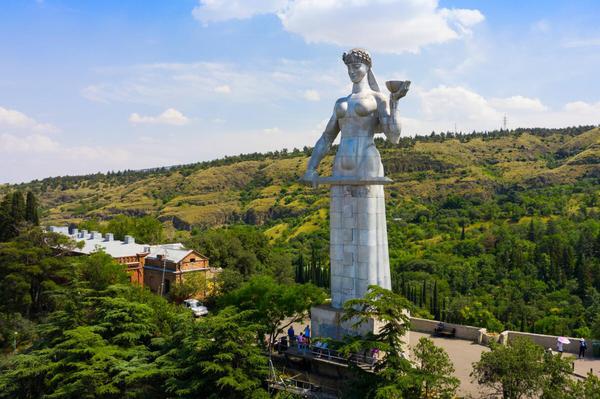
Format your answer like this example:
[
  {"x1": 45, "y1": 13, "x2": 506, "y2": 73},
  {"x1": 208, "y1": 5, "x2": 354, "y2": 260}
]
[{"x1": 352, "y1": 77, "x2": 370, "y2": 94}]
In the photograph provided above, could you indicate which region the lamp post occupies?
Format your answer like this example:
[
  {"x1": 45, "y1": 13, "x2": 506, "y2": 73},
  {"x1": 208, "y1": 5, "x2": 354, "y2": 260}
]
[{"x1": 13, "y1": 331, "x2": 18, "y2": 353}]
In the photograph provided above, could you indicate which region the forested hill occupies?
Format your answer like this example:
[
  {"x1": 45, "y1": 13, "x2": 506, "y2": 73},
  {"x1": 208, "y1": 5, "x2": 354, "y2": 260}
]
[
  {"x1": 4, "y1": 125, "x2": 600, "y2": 337},
  {"x1": 4, "y1": 125, "x2": 600, "y2": 232}
]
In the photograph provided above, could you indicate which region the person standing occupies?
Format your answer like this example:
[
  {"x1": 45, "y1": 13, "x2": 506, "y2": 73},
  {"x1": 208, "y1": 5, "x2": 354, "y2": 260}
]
[
  {"x1": 288, "y1": 326, "x2": 295, "y2": 345},
  {"x1": 304, "y1": 325, "x2": 311, "y2": 346},
  {"x1": 579, "y1": 338, "x2": 587, "y2": 359},
  {"x1": 297, "y1": 332, "x2": 304, "y2": 350},
  {"x1": 557, "y1": 338, "x2": 564, "y2": 354}
]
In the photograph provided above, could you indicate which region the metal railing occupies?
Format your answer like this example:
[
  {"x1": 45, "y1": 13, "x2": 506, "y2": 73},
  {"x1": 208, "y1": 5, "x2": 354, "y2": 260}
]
[{"x1": 285, "y1": 343, "x2": 377, "y2": 368}]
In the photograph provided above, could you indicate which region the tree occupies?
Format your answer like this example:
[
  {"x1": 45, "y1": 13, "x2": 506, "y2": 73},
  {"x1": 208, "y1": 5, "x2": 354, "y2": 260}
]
[
  {"x1": 472, "y1": 338, "x2": 574, "y2": 399},
  {"x1": 340, "y1": 286, "x2": 417, "y2": 398},
  {"x1": 0, "y1": 228, "x2": 78, "y2": 318},
  {"x1": 10, "y1": 191, "x2": 25, "y2": 224},
  {"x1": 413, "y1": 337, "x2": 459, "y2": 398},
  {"x1": 159, "y1": 306, "x2": 269, "y2": 399},
  {"x1": 76, "y1": 251, "x2": 130, "y2": 291},
  {"x1": 25, "y1": 191, "x2": 39, "y2": 225},
  {"x1": 168, "y1": 272, "x2": 208, "y2": 303},
  {"x1": 221, "y1": 275, "x2": 326, "y2": 352}
]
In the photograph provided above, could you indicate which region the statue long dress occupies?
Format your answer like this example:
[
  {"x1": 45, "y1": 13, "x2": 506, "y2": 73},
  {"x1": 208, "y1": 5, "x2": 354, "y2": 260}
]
[{"x1": 304, "y1": 54, "x2": 405, "y2": 309}]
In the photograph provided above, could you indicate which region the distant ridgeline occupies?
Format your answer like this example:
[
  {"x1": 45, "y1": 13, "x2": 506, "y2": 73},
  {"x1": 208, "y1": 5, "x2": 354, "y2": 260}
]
[{"x1": 1, "y1": 125, "x2": 599, "y2": 231}]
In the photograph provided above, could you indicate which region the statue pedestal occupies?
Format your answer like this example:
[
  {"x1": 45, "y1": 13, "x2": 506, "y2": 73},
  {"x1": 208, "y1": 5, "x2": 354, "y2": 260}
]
[{"x1": 310, "y1": 304, "x2": 384, "y2": 340}]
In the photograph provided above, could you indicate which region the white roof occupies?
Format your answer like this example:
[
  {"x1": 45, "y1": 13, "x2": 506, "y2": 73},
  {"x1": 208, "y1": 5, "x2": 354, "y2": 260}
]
[
  {"x1": 48, "y1": 226, "x2": 194, "y2": 261},
  {"x1": 146, "y1": 246, "x2": 196, "y2": 264}
]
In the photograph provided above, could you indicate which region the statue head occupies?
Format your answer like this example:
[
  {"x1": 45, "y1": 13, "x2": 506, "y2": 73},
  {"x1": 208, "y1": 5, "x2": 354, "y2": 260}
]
[
  {"x1": 342, "y1": 48, "x2": 380, "y2": 91},
  {"x1": 343, "y1": 48, "x2": 370, "y2": 83}
]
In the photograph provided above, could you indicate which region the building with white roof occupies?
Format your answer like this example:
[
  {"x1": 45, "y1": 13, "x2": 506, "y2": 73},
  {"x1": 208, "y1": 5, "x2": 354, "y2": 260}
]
[{"x1": 48, "y1": 226, "x2": 218, "y2": 298}]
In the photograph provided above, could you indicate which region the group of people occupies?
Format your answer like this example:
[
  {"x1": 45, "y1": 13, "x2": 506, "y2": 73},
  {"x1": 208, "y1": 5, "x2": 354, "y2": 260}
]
[
  {"x1": 288, "y1": 325, "x2": 311, "y2": 351},
  {"x1": 553, "y1": 337, "x2": 588, "y2": 359}
]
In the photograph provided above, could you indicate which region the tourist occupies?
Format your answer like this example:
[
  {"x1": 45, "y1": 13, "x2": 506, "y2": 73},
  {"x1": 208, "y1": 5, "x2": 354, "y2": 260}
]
[
  {"x1": 288, "y1": 326, "x2": 295, "y2": 345},
  {"x1": 557, "y1": 338, "x2": 564, "y2": 354},
  {"x1": 304, "y1": 325, "x2": 311, "y2": 346},
  {"x1": 298, "y1": 332, "x2": 305, "y2": 350},
  {"x1": 579, "y1": 338, "x2": 587, "y2": 359}
]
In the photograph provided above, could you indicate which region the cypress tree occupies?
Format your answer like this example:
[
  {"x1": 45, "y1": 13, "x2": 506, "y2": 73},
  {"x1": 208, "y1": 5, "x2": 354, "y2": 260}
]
[
  {"x1": 10, "y1": 191, "x2": 25, "y2": 223},
  {"x1": 25, "y1": 191, "x2": 39, "y2": 225},
  {"x1": 433, "y1": 280, "x2": 440, "y2": 320},
  {"x1": 528, "y1": 219, "x2": 536, "y2": 241}
]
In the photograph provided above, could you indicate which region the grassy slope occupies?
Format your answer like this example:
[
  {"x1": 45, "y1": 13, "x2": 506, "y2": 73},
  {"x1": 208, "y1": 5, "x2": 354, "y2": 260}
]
[{"x1": 7, "y1": 128, "x2": 600, "y2": 238}]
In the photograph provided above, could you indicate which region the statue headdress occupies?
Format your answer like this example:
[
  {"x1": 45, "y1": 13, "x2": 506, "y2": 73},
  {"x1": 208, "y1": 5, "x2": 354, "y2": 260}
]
[{"x1": 342, "y1": 48, "x2": 380, "y2": 92}]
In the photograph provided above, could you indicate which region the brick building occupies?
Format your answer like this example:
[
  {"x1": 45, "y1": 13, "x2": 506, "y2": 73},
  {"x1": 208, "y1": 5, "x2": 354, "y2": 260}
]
[
  {"x1": 143, "y1": 244, "x2": 217, "y2": 297},
  {"x1": 48, "y1": 226, "x2": 218, "y2": 298}
]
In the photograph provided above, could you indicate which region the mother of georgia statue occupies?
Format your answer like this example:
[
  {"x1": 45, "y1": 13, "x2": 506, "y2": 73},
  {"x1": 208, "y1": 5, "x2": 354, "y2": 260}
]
[{"x1": 303, "y1": 48, "x2": 409, "y2": 309}]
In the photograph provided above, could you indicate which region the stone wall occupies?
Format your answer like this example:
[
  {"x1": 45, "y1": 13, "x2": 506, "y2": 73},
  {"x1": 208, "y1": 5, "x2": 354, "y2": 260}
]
[
  {"x1": 410, "y1": 317, "x2": 585, "y2": 355},
  {"x1": 505, "y1": 331, "x2": 582, "y2": 354},
  {"x1": 410, "y1": 317, "x2": 486, "y2": 343}
]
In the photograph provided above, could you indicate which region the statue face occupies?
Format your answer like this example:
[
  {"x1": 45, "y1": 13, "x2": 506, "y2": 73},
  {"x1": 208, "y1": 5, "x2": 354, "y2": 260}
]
[{"x1": 347, "y1": 62, "x2": 368, "y2": 84}]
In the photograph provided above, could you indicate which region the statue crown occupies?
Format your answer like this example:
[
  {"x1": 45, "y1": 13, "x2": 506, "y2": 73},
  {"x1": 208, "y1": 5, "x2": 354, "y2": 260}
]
[{"x1": 342, "y1": 48, "x2": 372, "y2": 67}]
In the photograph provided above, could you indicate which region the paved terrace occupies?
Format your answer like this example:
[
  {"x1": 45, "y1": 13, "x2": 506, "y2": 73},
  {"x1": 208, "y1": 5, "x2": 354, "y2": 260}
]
[
  {"x1": 409, "y1": 331, "x2": 600, "y2": 398},
  {"x1": 279, "y1": 319, "x2": 600, "y2": 398}
]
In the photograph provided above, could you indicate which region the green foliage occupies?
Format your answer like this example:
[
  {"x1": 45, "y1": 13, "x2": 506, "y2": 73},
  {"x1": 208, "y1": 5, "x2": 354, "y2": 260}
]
[
  {"x1": 0, "y1": 228, "x2": 76, "y2": 318},
  {"x1": 339, "y1": 287, "x2": 458, "y2": 399},
  {"x1": 471, "y1": 337, "x2": 576, "y2": 399},
  {"x1": 187, "y1": 225, "x2": 295, "y2": 283},
  {"x1": 75, "y1": 251, "x2": 130, "y2": 291},
  {"x1": 412, "y1": 337, "x2": 459, "y2": 398},
  {"x1": 221, "y1": 275, "x2": 326, "y2": 352},
  {"x1": 78, "y1": 215, "x2": 164, "y2": 244},
  {"x1": 168, "y1": 272, "x2": 208, "y2": 303},
  {"x1": 159, "y1": 306, "x2": 269, "y2": 399},
  {"x1": 0, "y1": 191, "x2": 40, "y2": 241}
]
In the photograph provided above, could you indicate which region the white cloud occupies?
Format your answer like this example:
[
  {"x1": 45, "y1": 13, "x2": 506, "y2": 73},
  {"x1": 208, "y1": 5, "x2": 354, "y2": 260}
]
[
  {"x1": 561, "y1": 37, "x2": 600, "y2": 48},
  {"x1": 400, "y1": 85, "x2": 599, "y2": 135},
  {"x1": 489, "y1": 96, "x2": 547, "y2": 112},
  {"x1": 0, "y1": 106, "x2": 58, "y2": 133},
  {"x1": 303, "y1": 89, "x2": 320, "y2": 101},
  {"x1": 192, "y1": 0, "x2": 288, "y2": 23},
  {"x1": 192, "y1": 0, "x2": 484, "y2": 54},
  {"x1": 129, "y1": 108, "x2": 190, "y2": 126},
  {"x1": 564, "y1": 101, "x2": 600, "y2": 114},
  {"x1": 81, "y1": 60, "x2": 346, "y2": 106},
  {"x1": 419, "y1": 85, "x2": 501, "y2": 127},
  {"x1": 263, "y1": 127, "x2": 281, "y2": 134},
  {"x1": 0, "y1": 133, "x2": 59, "y2": 153},
  {"x1": 214, "y1": 84, "x2": 232, "y2": 94}
]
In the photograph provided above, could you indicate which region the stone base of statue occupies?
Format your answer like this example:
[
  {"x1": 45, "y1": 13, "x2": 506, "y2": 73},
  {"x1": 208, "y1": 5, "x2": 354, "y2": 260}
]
[
  {"x1": 328, "y1": 179, "x2": 392, "y2": 308},
  {"x1": 310, "y1": 304, "x2": 385, "y2": 340}
]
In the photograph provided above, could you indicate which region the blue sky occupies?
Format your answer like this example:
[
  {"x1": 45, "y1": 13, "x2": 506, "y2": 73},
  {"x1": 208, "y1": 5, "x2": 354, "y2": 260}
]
[{"x1": 1, "y1": 0, "x2": 599, "y2": 183}]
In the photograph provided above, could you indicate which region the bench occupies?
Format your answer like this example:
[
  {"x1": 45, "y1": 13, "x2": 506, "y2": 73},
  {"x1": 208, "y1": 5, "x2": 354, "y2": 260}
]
[{"x1": 434, "y1": 325, "x2": 456, "y2": 338}]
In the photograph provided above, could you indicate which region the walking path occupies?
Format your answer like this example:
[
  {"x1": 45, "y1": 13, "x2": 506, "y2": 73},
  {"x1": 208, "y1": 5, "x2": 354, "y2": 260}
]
[
  {"x1": 408, "y1": 331, "x2": 600, "y2": 398},
  {"x1": 408, "y1": 331, "x2": 490, "y2": 398}
]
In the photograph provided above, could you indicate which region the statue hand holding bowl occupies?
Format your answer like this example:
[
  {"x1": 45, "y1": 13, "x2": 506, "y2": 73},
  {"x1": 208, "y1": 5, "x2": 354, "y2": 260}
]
[{"x1": 386, "y1": 80, "x2": 411, "y2": 103}]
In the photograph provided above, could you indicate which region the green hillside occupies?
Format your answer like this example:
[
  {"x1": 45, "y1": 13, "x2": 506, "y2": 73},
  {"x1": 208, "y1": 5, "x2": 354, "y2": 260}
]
[
  {"x1": 4, "y1": 126, "x2": 600, "y2": 237},
  {"x1": 3, "y1": 125, "x2": 600, "y2": 339}
]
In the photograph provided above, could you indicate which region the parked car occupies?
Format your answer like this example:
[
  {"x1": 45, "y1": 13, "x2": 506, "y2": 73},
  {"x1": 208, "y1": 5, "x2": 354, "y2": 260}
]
[{"x1": 183, "y1": 299, "x2": 208, "y2": 317}]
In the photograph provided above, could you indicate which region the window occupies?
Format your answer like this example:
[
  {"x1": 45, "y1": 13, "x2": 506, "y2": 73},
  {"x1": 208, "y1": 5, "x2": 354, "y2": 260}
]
[
  {"x1": 164, "y1": 279, "x2": 171, "y2": 294},
  {"x1": 189, "y1": 258, "x2": 196, "y2": 262}
]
